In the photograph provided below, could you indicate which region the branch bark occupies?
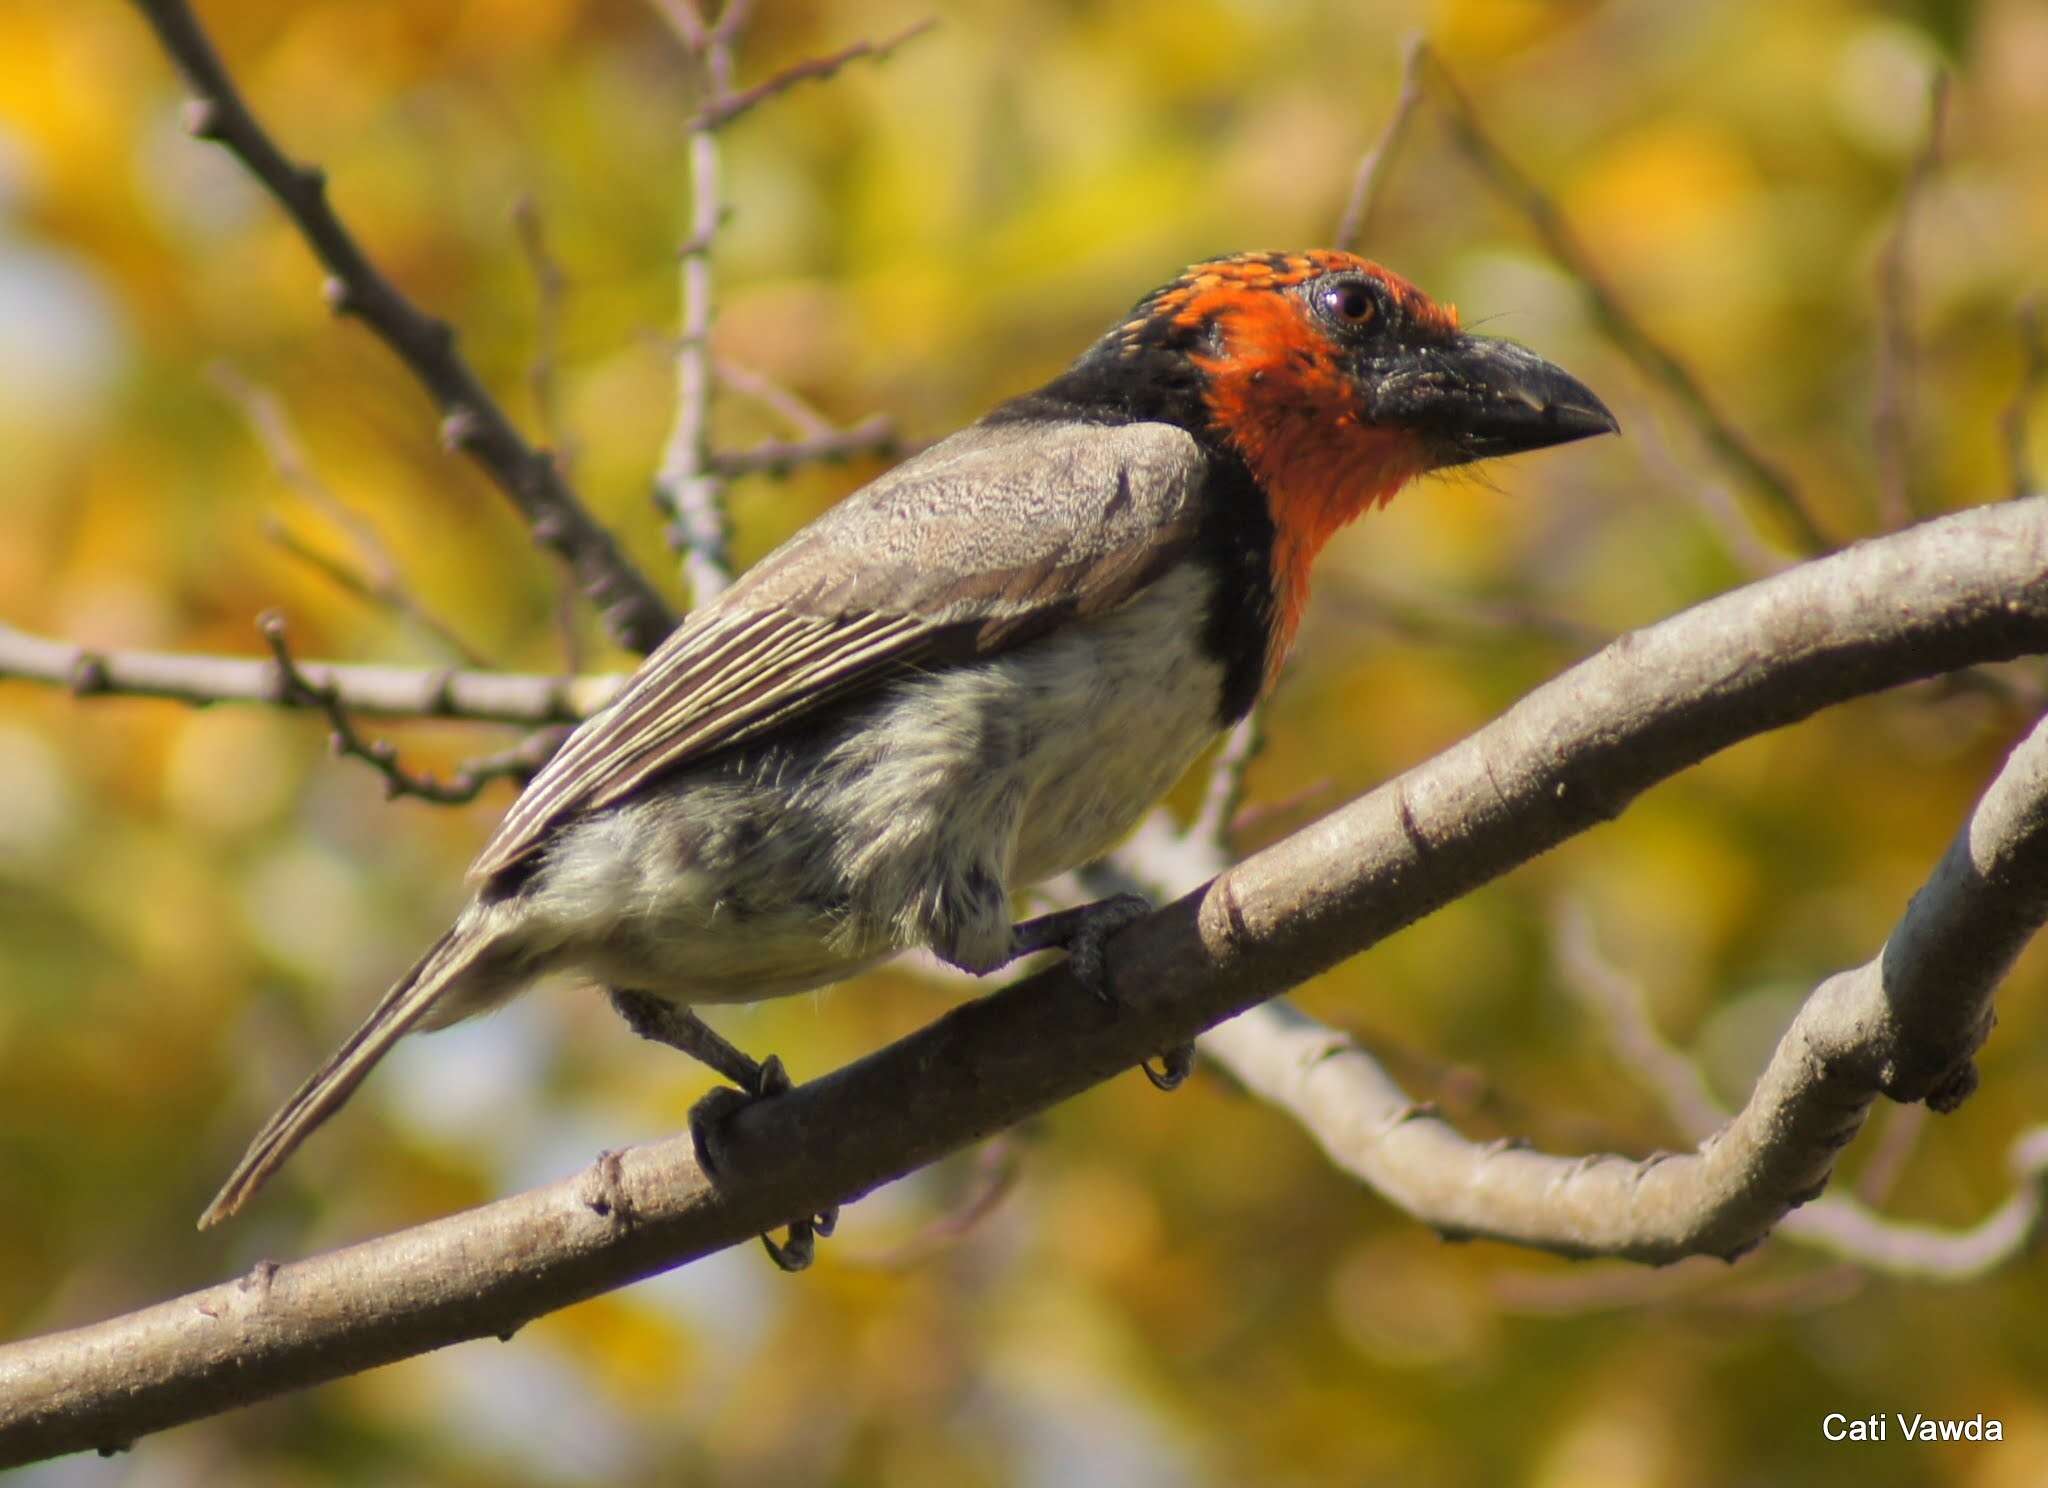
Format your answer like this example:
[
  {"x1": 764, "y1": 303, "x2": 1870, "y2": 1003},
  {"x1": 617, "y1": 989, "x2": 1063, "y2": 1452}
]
[{"x1": 4, "y1": 498, "x2": 2048, "y2": 1463}]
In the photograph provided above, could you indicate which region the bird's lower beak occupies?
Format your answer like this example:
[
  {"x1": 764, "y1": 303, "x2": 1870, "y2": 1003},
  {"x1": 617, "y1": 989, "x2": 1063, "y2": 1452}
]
[{"x1": 1378, "y1": 334, "x2": 1619, "y2": 469}]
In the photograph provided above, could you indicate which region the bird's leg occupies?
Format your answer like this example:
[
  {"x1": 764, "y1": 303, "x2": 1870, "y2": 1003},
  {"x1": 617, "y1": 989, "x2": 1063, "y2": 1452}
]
[
  {"x1": 1006, "y1": 894, "x2": 1195, "y2": 1092},
  {"x1": 606, "y1": 988, "x2": 835, "y2": 1272}
]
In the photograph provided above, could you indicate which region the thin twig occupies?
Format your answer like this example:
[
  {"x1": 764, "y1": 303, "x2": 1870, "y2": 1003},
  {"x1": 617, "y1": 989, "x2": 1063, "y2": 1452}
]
[
  {"x1": 857, "y1": 1137, "x2": 1026, "y2": 1269},
  {"x1": 258, "y1": 519, "x2": 485, "y2": 669},
  {"x1": 511, "y1": 194, "x2": 574, "y2": 472},
  {"x1": 1334, "y1": 35, "x2": 1426, "y2": 253},
  {"x1": 211, "y1": 366, "x2": 492, "y2": 666},
  {"x1": 0, "y1": 619, "x2": 618, "y2": 722},
  {"x1": 693, "y1": 19, "x2": 937, "y2": 132},
  {"x1": 259, "y1": 614, "x2": 560, "y2": 803},
  {"x1": 2004, "y1": 297, "x2": 2046, "y2": 501},
  {"x1": 645, "y1": 0, "x2": 708, "y2": 52},
  {"x1": 1189, "y1": 713, "x2": 1264, "y2": 847},
  {"x1": 716, "y1": 357, "x2": 851, "y2": 440},
  {"x1": 650, "y1": 7, "x2": 930, "y2": 603},
  {"x1": 1426, "y1": 53, "x2": 1831, "y2": 557},
  {"x1": 651, "y1": 0, "x2": 743, "y2": 605},
  {"x1": 1872, "y1": 72, "x2": 1949, "y2": 529},
  {"x1": 127, "y1": 0, "x2": 676, "y2": 655},
  {"x1": 706, "y1": 417, "x2": 901, "y2": 478},
  {"x1": 1552, "y1": 899, "x2": 1726, "y2": 1143}
]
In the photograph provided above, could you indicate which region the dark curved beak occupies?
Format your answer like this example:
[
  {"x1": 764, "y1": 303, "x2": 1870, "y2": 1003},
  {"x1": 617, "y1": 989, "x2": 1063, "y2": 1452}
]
[{"x1": 1373, "y1": 334, "x2": 1619, "y2": 470}]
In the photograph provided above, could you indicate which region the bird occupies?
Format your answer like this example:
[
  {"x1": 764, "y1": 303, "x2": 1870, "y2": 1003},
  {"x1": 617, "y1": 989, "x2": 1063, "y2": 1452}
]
[{"x1": 200, "y1": 250, "x2": 1616, "y2": 1262}]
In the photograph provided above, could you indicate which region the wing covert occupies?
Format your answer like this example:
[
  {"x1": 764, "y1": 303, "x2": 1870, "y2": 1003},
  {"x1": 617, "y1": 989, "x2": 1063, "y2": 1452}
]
[{"x1": 469, "y1": 417, "x2": 1210, "y2": 882}]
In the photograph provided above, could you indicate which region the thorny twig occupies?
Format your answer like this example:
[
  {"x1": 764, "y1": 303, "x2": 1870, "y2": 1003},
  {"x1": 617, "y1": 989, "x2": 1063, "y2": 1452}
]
[
  {"x1": 128, "y1": 0, "x2": 676, "y2": 655},
  {"x1": 1872, "y1": 72, "x2": 1949, "y2": 529},
  {"x1": 1334, "y1": 35, "x2": 1426, "y2": 254},
  {"x1": 1425, "y1": 51, "x2": 1832, "y2": 557},
  {"x1": 259, "y1": 613, "x2": 562, "y2": 803}
]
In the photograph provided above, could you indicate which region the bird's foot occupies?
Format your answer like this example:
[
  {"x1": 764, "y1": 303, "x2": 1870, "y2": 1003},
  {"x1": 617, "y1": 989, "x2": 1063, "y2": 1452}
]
[
  {"x1": 1007, "y1": 894, "x2": 1195, "y2": 1093},
  {"x1": 607, "y1": 988, "x2": 837, "y2": 1272}
]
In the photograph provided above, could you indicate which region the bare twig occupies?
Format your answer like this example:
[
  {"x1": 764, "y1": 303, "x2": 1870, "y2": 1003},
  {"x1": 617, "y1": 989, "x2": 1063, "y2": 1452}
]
[
  {"x1": 1552, "y1": 899, "x2": 1726, "y2": 1143},
  {"x1": 645, "y1": 0, "x2": 708, "y2": 50},
  {"x1": 651, "y1": 0, "x2": 743, "y2": 605},
  {"x1": 1628, "y1": 413, "x2": 1793, "y2": 578},
  {"x1": 5, "y1": 499, "x2": 2048, "y2": 1461},
  {"x1": 1426, "y1": 54, "x2": 1831, "y2": 556},
  {"x1": 649, "y1": 8, "x2": 924, "y2": 603},
  {"x1": 857, "y1": 1136, "x2": 1026, "y2": 1269},
  {"x1": 258, "y1": 614, "x2": 560, "y2": 803},
  {"x1": 0, "y1": 620, "x2": 618, "y2": 722},
  {"x1": 1321, "y1": 571, "x2": 1610, "y2": 652},
  {"x1": 715, "y1": 357, "x2": 892, "y2": 449},
  {"x1": 2004, "y1": 298, "x2": 2046, "y2": 501},
  {"x1": 706, "y1": 418, "x2": 901, "y2": 478},
  {"x1": 1872, "y1": 72, "x2": 1950, "y2": 529},
  {"x1": 1189, "y1": 713, "x2": 1264, "y2": 848},
  {"x1": 127, "y1": 0, "x2": 676, "y2": 655},
  {"x1": 692, "y1": 19, "x2": 937, "y2": 132},
  {"x1": 1850, "y1": 1101, "x2": 1927, "y2": 1206},
  {"x1": 511, "y1": 195, "x2": 574, "y2": 471},
  {"x1": 1334, "y1": 35, "x2": 1426, "y2": 253},
  {"x1": 211, "y1": 366, "x2": 492, "y2": 666}
]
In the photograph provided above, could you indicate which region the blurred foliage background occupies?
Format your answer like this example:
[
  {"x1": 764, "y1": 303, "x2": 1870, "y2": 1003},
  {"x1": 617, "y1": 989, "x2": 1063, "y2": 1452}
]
[{"x1": 4, "y1": 0, "x2": 2048, "y2": 1483}]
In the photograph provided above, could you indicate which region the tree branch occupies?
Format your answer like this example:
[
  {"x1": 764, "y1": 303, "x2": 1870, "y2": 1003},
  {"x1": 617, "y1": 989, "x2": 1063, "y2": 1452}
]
[
  {"x1": 257, "y1": 613, "x2": 564, "y2": 804},
  {"x1": 5, "y1": 499, "x2": 2048, "y2": 1462},
  {"x1": 127, "y1": 0, "x2": 677, "y2": 655},
  {"x1": 0, "y1": 620, "x2": 621, "y2": 724},
  {"x1": 1202, "y1": 679, "x2": 2048, "y2": 1265},
  {"x1": 649, "y1": 8, "x2": 922, "y2": 603}
]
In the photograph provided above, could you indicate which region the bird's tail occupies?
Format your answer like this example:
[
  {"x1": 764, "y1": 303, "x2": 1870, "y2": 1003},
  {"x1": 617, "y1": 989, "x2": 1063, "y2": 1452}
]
[{"x1": 198, "y1": 917, "x2": 510, "y2": 1228}]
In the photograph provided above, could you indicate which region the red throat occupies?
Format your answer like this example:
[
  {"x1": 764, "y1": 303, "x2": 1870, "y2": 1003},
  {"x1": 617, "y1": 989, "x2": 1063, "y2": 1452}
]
[{"x1": 1152, "y1": 252, "x2": 1456, "y2": 681}]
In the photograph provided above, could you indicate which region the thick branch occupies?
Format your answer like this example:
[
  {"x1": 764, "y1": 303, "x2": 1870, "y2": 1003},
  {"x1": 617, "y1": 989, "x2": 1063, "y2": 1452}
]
[
  {"x1": 1204, "y1": 688, "x2": 2048, "y2": 1263},
  {"x1": 0, "y1": 621, "x2": 621, "y2": 724},
  {"x1": 5, "y1": 499, "x2": 2048, "y2": 1462},
  {"x1": 128, "y1": 0, "x2": 677, "y2": 654}
]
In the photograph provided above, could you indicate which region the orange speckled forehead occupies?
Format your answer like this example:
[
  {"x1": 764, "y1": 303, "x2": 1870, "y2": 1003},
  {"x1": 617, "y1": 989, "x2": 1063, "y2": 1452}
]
[{"x1": 1130, "y1": 250, "x2": 1461, "y2": 339}]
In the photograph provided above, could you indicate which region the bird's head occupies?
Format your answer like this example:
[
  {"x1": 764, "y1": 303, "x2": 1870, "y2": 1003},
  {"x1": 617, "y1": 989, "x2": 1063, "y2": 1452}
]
[{"x1": 1036, "y1": 249, "x2": 1618, "y2": 656}]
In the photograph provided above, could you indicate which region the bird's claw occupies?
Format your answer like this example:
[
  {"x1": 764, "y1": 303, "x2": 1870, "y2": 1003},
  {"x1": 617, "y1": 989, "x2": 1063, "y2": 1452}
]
[
  {"x1": 1010, "y1": 894, "x2": 1191, "y2": 1093},
  {"x1": 685, "y1": 1053, "x2": 838, "y2": 1273},
  {"x1": 1143, "y1": 1042, "x2": 1196, "y2": 1091},
  {"x1": 1010, "y1": 892, "x2": 1153, "y2": 1003}
]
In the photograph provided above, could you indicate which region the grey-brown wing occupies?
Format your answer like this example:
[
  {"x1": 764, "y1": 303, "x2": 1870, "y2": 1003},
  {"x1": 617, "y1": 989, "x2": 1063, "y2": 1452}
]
[{"x1": 468, "y1": 417, "x2": 1210, "y2": 882}]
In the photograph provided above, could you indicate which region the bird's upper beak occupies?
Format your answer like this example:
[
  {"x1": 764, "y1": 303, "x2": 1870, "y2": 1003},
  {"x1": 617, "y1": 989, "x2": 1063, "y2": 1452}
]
[{"x1": 1367, "y1": 333, "x2": 1619, "y2": 470}]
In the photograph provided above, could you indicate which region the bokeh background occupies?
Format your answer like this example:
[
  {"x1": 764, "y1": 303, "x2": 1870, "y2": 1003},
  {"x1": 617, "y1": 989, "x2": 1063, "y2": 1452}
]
[{"x1": 5, "y1": 0, "x2": 2048, "y2": 1483}]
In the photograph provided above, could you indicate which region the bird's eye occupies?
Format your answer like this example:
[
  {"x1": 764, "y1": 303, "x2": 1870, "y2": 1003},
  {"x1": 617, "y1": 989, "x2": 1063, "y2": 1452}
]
[{"x1": 1320, "y1": 279, "x2": 1378, "y2": 326}]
